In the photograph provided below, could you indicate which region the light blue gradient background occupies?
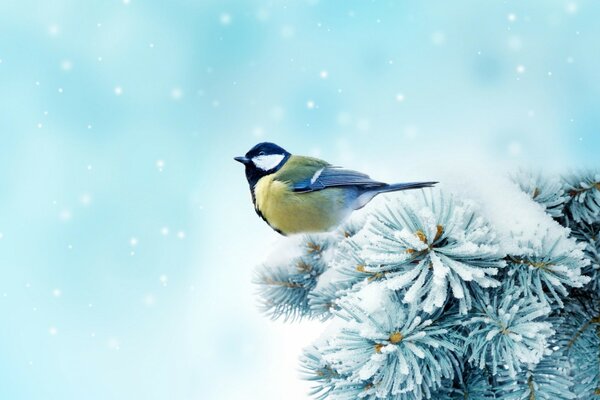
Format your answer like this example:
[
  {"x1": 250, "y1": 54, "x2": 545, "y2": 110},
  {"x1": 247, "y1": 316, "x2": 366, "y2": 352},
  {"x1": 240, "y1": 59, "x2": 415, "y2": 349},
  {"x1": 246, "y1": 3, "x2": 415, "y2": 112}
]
[{"x1": 0, "y1": 1, "x2": 598, "y2": 399}]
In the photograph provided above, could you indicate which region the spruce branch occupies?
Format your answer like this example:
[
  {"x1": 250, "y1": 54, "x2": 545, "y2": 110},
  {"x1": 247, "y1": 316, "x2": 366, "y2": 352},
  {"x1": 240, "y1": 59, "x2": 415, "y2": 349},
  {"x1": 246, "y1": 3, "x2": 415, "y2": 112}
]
[
  {"x1": 434, "y1": 367, "x2": 496, "y2": 400},
  {"x1": 494, "y1": 347, "x2": 575, "y2": 399},
  {"x1": 561, "y1": 297, "x2": 600, "y2": 398},
  {"x1": 563, "y1": 172, "x2": 600, "y2": 225},
  {"x1": 356, "y1": 191, "x2": 506, "y2": 314},
  {"x1": 254, "y1": 235, "x2": 332, "y2": 321},
  {"x1": 511, "y1": 170, "x2": 567, "y2": 218},
  {"x1": 505, "y1": 230, "x2": 590, "y2": 307},
  {"x1": 307, "y1": 221, "x2": 372, "y2": 320},
  {"x1": 463, "y1": 289, "x2": 554, "y2": 377},
  {"x1": 569, "y1": 222, "x2": 600, "y2": 291},
  {"x1": 308, "y1": 291, "x2": 462, "y2": 399},
  {"x1": 253, "y1": 172, "x2": 600, "y2": 400}
]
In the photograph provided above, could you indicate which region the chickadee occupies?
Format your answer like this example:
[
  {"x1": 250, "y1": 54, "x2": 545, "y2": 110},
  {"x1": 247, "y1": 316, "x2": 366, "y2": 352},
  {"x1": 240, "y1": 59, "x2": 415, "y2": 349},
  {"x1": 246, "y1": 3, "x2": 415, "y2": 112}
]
[{"x1": 235, "y1": 142, "x2": 437, "y2": 235}]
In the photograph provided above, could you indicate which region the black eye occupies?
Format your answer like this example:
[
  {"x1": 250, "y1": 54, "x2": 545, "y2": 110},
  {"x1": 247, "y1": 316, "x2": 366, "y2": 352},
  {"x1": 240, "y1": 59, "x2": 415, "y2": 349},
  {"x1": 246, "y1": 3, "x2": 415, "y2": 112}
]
[{"x1": 258, "y1": 151, "x2": 266, "y2": 156}]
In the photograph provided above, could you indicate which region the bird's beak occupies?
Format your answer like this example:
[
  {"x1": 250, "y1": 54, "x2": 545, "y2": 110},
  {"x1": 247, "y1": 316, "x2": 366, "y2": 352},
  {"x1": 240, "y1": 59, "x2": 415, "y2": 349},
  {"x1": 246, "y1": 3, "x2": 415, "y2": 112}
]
[{"x1": 234, "y1": 156, "x2": 251, "y2": 164}]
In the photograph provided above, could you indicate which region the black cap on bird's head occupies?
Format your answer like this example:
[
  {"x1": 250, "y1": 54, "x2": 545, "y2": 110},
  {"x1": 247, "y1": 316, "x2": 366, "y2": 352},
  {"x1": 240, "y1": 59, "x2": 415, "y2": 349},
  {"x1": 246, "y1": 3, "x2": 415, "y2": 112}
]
[{"x1": 234, "y1": 142, "x2": 291, "y2": 188}]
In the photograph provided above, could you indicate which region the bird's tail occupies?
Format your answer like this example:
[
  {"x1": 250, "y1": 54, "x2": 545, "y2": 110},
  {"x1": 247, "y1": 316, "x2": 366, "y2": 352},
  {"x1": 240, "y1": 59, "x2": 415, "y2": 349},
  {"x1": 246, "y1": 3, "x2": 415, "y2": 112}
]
[
  {"x1": 354, "y1": 181, "x2": 437, "y2": 209},
  {"x1": 378, "y1": 181, "x2": 438, "y2": 193}
]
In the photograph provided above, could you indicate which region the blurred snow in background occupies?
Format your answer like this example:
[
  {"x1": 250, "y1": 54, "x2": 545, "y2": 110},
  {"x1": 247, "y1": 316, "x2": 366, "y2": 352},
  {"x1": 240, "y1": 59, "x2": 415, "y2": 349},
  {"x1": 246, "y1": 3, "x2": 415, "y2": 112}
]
[{"x1": 0, "y1": 0, "x2": 598, "y2": 399}]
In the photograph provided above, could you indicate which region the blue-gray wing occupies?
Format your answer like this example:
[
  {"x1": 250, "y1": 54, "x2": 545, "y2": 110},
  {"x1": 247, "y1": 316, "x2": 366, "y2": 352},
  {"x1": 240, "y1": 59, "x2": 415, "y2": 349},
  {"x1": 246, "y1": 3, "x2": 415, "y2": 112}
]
[{"x1": 292, "y1": 166, "x2": 386, "y2": 193}]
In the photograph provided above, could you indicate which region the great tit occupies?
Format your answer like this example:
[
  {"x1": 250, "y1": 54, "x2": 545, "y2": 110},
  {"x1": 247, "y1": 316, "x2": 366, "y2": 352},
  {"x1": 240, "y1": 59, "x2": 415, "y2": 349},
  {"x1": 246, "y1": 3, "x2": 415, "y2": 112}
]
[{"x1": 235, "y1": 142, "x2": 437, "y2": 235}]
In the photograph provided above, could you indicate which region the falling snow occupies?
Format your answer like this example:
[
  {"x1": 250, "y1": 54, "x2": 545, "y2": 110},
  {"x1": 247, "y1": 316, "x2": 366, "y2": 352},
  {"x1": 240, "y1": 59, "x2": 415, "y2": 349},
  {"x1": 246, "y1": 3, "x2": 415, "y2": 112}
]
[{"x1": 0, "y1": 1, "x2": 597, "y2": 399}]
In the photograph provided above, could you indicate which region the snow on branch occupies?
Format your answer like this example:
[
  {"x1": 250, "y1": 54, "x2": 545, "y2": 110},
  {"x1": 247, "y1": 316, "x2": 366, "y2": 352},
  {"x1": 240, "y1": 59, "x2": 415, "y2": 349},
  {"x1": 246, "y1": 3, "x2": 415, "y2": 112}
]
[
  {"x1": 563, "y1": 172, "x2": 600, "y2": 224},
  {"x1": 462, "y1": 288, "x2": 554, "y2": 377},
  {"x1": 511, "y1": 170, "x2": 567, "y2": 218},
  {"x1": 355, "y1": 192, "x2": 506, "y2": 314},
  {"x1": 505, "y1": 229, "x2": 590, "y2": 307},
  {"x1": 254, "y1": 170, "x2": 600, "y2": 400},
  {"x1": 304, "y1": 291, "x2": 462, "y2": 399}
]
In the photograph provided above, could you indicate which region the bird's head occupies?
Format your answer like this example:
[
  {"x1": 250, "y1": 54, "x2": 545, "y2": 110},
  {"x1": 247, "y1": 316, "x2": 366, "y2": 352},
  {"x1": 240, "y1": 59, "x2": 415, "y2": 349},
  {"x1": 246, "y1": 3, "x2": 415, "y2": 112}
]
[{"x1": 234, "y1": 142, "x2": 291, "y2": 187}]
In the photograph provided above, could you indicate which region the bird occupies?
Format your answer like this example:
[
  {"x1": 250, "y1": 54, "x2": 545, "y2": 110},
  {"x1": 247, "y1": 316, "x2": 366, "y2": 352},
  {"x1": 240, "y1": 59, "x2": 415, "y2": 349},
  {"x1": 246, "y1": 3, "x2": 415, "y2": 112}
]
[{"x1": 234, "y1": 142, "x2": 437, "y2": 235}]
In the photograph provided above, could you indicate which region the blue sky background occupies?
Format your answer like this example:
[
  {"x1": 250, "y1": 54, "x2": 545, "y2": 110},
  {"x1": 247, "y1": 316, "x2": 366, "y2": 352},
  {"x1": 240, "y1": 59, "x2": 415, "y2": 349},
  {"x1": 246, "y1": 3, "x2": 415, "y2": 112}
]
[{"x1": 0, "y1": 1, "x2": 598, "y2": 399}]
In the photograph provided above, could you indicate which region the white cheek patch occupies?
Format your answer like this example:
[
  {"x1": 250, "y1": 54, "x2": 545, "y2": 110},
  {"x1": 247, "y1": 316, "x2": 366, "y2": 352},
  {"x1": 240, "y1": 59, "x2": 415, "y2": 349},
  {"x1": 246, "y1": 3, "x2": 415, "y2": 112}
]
[{"x1": 253, "y1": 154, "x2": 285, "y2": 171}]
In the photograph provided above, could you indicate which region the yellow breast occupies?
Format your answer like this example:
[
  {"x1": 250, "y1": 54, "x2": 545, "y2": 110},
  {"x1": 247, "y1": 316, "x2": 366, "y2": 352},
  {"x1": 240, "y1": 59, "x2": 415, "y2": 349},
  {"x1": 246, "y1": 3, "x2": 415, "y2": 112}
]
[{"x1": 253, "y1": 175, "x2": 348, "y2": 235}]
